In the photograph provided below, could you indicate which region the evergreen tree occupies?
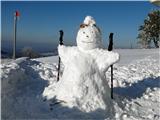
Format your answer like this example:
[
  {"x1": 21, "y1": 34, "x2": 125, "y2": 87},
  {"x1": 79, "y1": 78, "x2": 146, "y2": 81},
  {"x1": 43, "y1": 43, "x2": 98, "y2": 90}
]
[
  {"x1": 137, "y1": 31, "x2": 151, "y2": 48},
  {"x1": 138, "y1": 10, "x2": 160, "y2": 48}
]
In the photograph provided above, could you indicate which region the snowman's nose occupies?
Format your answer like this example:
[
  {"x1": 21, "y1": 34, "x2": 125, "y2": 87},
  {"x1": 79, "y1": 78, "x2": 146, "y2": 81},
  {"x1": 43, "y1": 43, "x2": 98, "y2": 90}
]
[{"x1": 86, "y1": 35, "x2": 89, "y2": 38}]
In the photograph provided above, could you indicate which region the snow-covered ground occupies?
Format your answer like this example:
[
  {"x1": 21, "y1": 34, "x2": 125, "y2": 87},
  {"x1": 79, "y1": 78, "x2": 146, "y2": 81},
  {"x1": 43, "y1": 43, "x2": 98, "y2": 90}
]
[{"x1": 1, "y1": 49, "x2": 160, "y2": 120}]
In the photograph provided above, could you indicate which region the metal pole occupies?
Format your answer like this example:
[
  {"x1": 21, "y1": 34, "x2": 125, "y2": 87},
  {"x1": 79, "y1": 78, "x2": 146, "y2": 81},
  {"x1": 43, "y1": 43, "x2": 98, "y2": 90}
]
[{"x1": 13, "y1": 14, "x2": 17, "y2": 59}]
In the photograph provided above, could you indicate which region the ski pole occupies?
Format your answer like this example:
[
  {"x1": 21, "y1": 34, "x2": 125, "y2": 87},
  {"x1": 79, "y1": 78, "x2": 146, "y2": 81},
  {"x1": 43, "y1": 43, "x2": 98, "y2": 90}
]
[
  {"x1": 108, "y1": 33, "x2": 114, "y2": 99},
  {"x1": 57, "y1": 30, "x2": 64, "y2": 81}
]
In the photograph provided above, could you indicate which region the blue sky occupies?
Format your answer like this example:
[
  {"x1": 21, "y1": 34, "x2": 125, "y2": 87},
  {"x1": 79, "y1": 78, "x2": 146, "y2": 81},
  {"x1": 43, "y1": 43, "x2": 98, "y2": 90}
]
[{"x1": 1, "y1": 1, "x2": 158, "y2": 52}]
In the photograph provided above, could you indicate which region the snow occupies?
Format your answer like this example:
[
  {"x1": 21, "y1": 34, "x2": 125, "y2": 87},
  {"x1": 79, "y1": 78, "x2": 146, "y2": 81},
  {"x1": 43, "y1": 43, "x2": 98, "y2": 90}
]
[
  {"x1": 1, "y1": 48, "x2": 159, "y2": 120},
  {"x1": 77, "y1": 16, "x2": 102, "y2": 50},
  {"x1": 83, "y1": 16, "x2": 96, "y2": 25},
  {"x1": 35, "y1": 56, "x2": 58, "y2": 64},
  {"x1": 49, "y1": 16, "x2": 119, "y2": 114},
  {"x1": 115, "y1": 48, "x2": 159, "y2": 65},
  {"x1": 47, "y1": 45, "x2": 119, "y2": 114}
]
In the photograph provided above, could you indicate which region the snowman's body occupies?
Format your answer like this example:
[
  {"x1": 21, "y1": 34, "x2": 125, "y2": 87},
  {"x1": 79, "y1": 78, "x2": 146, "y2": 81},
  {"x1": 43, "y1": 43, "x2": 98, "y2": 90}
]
[{"x1": 54, "y1": 16, "x2": 119, "y2": 113}]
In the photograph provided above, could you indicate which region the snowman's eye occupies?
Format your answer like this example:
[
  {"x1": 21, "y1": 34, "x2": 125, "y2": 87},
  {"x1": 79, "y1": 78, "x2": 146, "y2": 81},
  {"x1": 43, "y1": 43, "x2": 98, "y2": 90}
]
[{"x1": 83, "y1": 32, "x2": 85, "y2": 34}]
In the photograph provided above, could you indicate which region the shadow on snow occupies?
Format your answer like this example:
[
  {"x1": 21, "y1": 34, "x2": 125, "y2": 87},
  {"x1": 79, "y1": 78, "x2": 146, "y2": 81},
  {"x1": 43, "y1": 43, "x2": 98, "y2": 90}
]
[{"x1": 114, "y1": 76, "x2": 160, "y2": 100}]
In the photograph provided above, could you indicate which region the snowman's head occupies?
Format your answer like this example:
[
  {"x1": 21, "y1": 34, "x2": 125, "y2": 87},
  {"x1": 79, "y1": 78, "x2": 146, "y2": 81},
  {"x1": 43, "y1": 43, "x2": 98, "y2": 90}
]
[{"x1": 76, "y1": 16, "x2": 102, "y2": 51}]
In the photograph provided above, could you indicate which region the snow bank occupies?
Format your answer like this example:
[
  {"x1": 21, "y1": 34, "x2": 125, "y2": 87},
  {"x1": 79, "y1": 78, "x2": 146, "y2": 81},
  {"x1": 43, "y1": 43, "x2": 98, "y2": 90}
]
[
  {"x1": 1, "y1": 49, "x2": 160, "y2": 120},
  {"x1": 1, "y1": 58, "x2": 53, "y2": 119}
]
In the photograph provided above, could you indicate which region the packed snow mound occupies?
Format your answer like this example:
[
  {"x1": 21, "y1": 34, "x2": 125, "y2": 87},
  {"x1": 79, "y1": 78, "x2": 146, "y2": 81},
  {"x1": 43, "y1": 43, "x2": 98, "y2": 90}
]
[
  {"x1": 77, "y1": 16, "x2": 102, "y2": 50},
  {"x1": 83, "y1": 16, "x2": 96, "y2": 25},
  {"x1": 52, "y1": 16, "x2": 119, "y2": 113},
  {"x1": 49, "y1": 45, "x2": 119, "y2": 113}
]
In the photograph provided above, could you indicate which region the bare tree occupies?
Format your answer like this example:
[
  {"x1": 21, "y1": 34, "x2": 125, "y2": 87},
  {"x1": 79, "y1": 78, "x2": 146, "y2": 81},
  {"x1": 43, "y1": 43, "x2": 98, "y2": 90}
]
[{"x1": 21, "y1": 47, "x2": 40, "y2": 58}]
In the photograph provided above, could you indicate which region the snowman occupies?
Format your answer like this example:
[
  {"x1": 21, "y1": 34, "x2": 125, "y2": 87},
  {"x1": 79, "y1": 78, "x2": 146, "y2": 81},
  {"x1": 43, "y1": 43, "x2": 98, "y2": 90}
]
[{"x1": 54, "y1": 16, "x2": 119, "y2": 113}]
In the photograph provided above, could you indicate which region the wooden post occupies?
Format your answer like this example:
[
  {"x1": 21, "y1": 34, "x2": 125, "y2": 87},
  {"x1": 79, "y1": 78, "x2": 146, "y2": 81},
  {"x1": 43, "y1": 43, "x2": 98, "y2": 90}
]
[
  {"x1": 108, "y1": 33, "x2": 114, "y2": 99},
  {"x1": 57, "y1": 30, "x2": 64, "y2": 81}
]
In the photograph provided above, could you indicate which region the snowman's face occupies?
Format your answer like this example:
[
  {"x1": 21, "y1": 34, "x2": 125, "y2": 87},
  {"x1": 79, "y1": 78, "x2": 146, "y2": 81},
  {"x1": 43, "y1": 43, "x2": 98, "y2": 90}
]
[{"x1": 76, "y1": 25, "x2": 102, "y2": 50}]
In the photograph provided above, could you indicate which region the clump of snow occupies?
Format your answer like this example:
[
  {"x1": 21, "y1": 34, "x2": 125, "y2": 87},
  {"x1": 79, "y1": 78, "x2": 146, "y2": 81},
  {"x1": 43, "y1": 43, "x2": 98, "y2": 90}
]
[
  {"x1": 83, "y1": 16, "x2": 96, "y2": 25},
  {"x1": 77, "y1": 16, "x2": 102, "y2": 50}
]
